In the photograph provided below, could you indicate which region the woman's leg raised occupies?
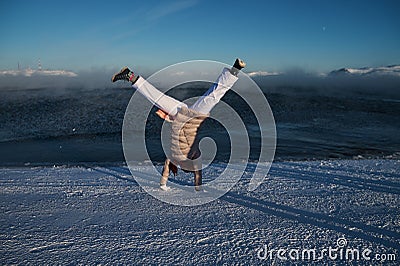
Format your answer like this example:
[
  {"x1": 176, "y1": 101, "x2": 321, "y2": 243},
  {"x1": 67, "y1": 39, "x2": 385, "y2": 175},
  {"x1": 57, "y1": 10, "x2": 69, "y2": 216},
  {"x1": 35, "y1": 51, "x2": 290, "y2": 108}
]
[
  {"x1": 189, "y1": 58, "x2": 245, "y2": 114},
  {"x1": 133, "y1": 77, "x2": 187, "y2": 117}
]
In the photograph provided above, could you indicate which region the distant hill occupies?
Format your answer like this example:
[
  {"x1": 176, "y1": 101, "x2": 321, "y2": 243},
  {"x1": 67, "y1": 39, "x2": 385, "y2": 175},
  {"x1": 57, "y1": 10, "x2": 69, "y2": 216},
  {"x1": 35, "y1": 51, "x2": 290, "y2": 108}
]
[
  {"x1": 329, "y1": 65, "x2": 400, "y2": 76},
  {"x1": 0, "y1": 69, "x2": 77, "y2": 77},
  {"x1": 246, "y1": 65, "x2": 400, "y2": 78}
]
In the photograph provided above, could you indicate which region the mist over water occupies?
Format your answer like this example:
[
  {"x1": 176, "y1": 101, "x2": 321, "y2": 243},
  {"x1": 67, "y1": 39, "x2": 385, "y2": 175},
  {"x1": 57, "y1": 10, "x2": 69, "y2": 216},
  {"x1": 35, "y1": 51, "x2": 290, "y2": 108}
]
[
  {"x1": 0, "y1": 69, "x2": 399, "y2": 165},
  {"x1": 253, "y1": 68, "x2": 400, "y2": 99}
]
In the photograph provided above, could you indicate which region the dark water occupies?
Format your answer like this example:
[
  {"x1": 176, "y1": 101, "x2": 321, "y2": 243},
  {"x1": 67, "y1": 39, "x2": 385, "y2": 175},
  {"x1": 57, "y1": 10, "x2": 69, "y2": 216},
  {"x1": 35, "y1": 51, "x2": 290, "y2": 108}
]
[{"x1": 0, "y1": 84, "x2": 399, "y2": 166}]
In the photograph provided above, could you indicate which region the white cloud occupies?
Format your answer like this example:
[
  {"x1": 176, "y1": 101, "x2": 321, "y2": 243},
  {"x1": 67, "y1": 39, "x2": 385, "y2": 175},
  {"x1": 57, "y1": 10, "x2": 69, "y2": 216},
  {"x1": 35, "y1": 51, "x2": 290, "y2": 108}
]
[
  {"x1": 146, "y1": 0, "x2": 198, "y2": 22},
  {"x1": 109, "y1": 1, "x2": 198, "y2": 41},
  {"x1": 247, "y1": 71, "x2": 281, "y2": 77}
]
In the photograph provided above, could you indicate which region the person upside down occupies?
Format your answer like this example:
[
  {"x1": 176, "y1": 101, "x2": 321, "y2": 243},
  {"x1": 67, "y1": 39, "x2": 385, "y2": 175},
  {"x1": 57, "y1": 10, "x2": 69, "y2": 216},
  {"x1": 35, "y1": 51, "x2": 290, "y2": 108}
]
[{"x1": 112, "y1": 58, "x2": 246, "y2": 191}]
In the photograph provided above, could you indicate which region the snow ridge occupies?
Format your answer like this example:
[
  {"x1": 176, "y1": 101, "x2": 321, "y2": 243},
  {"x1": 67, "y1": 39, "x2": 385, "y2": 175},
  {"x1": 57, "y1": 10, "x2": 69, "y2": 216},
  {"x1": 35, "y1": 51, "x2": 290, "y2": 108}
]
[
  {"x1": 329, "y1": 65, "x2": 400, "y2": 76},
  {"x1": 0, "y1": 69, "x2": 77, "y2": 77}
]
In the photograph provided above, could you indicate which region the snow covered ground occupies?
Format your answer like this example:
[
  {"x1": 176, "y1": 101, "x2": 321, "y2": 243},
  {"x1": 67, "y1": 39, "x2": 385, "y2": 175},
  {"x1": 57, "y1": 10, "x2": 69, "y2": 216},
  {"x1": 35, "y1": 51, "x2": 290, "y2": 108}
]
[{"x1": 1, "y1": 160, "x2": 399, "y2": 265}]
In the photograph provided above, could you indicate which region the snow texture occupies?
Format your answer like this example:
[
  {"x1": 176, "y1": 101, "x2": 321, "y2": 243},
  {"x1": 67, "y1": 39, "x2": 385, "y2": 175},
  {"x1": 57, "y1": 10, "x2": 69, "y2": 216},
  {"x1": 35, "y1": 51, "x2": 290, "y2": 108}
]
[{"x1": 0, "y1": 160, "x2": 399, "y2": 264}]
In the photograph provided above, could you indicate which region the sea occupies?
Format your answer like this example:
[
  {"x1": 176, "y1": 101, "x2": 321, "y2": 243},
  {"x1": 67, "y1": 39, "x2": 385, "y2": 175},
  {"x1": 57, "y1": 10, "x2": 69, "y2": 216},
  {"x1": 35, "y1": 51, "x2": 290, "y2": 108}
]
[{"x1": 0, "y1": 81, "x2": 399, "y2": 166}]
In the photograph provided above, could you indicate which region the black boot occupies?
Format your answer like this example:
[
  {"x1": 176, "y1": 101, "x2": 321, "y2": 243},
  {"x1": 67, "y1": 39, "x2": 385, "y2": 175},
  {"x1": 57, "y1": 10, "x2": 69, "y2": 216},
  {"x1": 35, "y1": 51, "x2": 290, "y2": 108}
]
[
  {"x1": 230, "y1": 58, "x2": 246, "y2": 76},
  {"x1": 111, "y1": 67, "x2": 138, "y2": 84}
]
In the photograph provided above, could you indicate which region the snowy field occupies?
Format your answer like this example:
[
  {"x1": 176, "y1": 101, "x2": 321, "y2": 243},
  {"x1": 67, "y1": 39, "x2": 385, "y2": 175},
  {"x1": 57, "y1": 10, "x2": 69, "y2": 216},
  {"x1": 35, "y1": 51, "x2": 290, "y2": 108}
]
[{"x1": 1, "y1": 159, "x2": 399, "y2": 265}]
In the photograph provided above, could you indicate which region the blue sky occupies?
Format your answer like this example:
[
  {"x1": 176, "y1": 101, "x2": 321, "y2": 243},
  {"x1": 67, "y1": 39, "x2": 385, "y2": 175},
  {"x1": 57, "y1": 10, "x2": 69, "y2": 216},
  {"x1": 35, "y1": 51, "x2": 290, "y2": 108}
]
[{"x1": 0, "y1": 0, "x2": 399, "y2": 73}]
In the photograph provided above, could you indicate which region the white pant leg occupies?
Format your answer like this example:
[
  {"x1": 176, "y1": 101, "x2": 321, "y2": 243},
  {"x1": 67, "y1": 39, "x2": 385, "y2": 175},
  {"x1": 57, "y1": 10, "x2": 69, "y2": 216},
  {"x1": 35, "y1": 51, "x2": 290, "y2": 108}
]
[
  {"x1": 133, "y1": 77, "x2": 187, "y2": 116},
  {"x1": 190, "y1": 68, "x2": 239, "y2": 114}
]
